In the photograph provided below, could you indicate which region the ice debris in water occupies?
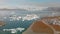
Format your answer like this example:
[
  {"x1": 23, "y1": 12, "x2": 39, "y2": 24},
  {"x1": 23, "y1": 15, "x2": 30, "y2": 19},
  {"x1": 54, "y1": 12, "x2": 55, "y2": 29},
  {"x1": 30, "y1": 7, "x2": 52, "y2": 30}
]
[{"x1": 3, "y1": 28, "x2": 25, "y2": 33}]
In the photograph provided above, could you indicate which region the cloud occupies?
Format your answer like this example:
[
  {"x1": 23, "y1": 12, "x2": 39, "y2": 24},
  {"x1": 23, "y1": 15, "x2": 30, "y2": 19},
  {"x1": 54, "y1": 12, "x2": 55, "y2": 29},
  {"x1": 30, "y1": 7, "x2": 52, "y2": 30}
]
[
  {"x1": 0, "y1": 0, "x2": 4, "y2": 4},
  {"x1": 0, "y1": 0, "x2": 60, "y2": 9}
]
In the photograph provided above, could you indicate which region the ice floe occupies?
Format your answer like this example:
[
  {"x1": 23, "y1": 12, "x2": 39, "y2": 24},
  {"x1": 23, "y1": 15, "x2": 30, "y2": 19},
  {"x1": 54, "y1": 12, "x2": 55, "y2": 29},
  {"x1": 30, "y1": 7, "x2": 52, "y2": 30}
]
[
  {"x1": 3, "y1": 28, "x2": 25, "y2": 33},
  {"x1": 22, "y1": 14, "x2": 39, "y2": 21}
]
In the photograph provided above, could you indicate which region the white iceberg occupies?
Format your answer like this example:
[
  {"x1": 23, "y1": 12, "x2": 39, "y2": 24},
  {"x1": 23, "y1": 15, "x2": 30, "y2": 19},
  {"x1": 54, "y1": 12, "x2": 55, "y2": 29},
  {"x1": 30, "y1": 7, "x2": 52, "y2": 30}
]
[
  {"x1": 16, "y1": 28, "x2": 25, "y2": 32},
  {"x1": 10, "y1": 29, "x2": 17, "y2": 33},
  {"x1": 16, "y1": 16, "x2": 22, "y2": 20},
  {"x1": 3, "y1": 29, "x2": 17, "y2": 33},
  {"x1": 22, "y1": 14, "x2": 39, "y2": 21},
  {"x1": 3, "y1": 28, "x2": 25, "y2": 33},
  {"x1": 9, "y1": 15, "x2": 22, "y2": 21}
]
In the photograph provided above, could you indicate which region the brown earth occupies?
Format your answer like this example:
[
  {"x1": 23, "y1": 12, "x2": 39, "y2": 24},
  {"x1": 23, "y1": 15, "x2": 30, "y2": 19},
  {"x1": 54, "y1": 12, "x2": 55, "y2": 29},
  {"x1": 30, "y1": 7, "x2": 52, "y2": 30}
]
[
  {"x1": 0, "y1": 21, "x2": 5, "y2": 27},
  {"x1": 31, "y1": 20, "x2": 54, "y2": 34},
  {"x1": 51, "y1": 25, "x2": 60, "y2": 31},
  {"x1": 23, "y1": 20, "x2": 54, "y2": 34}
]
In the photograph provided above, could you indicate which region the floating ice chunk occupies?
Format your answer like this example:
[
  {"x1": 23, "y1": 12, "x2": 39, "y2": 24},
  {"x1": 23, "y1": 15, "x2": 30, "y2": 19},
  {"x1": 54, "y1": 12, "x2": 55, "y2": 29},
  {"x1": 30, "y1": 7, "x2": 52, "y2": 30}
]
[
  {"x1": 17, "y1": 16, "x2": 22, "y2": 20},
  {"x1": 3, "y1": 29, "x2": 17, "y2": 33},
  {"x1": 9, "y1": 15, "x2": 22, "y2": 21},
  {"x1": 18, "y1": 16, "x2": 22, "y2": 19},
  {"x1": 10, "y1": 29, "x2": 17, "y2": 33},
  {"x1": 3, "y1": 28, "x2": 25, "y2": 33},
  {"x1": 22, "y1": 14, "x2": 39, "y2": 21},
  {"x1": 9, "y1": 17, "x2": 16, "y2": 21},
  {"x1": 16, "y1": 28, "x2": 25, "y2": 32}
]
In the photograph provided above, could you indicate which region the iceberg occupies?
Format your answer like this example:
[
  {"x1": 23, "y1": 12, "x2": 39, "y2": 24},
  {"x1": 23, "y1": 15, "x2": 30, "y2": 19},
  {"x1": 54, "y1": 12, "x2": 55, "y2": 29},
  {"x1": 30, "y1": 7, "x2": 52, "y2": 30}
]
[
  {"x1": 16, "y1": 16, "x2": 22, "y2": 20},
  {"x1": 10, "y1": 29, "x2": 17, "y2": 33},
  {"x1": 16, "y1": 28, "x2": 25, "y2": 32},
  {"x1": 8, "y1": 15, "x2": 22, "y2": 21},
  {"x1": 3, "y1": 29, "x2": 17, "y2": 33},
  {"x1": 3, "y1": 28, "x2": 25, "y2": 33},
  {"x1": 22, "y1": 14, "x2": 39, "y2": 21}
]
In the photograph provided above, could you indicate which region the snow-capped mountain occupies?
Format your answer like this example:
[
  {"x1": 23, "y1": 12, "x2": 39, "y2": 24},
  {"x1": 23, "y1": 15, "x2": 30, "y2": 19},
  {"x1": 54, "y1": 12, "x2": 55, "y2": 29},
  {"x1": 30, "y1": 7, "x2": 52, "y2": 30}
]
[
  {"x1": 42, "y1": 7, "x2": 60, "y2": 11},
  {"x1": 0, "y1": 5, "x2": 48, "y2": 11}
]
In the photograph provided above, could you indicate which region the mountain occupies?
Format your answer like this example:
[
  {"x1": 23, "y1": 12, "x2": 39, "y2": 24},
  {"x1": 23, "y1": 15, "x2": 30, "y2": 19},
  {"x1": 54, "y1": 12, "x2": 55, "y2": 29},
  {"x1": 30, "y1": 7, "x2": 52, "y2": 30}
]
[
  {"x1": 43, "y1": 7, "x2": 60, "y2": 11},
  {"x1": 1, "y1": 7, "x2": 60, "y2": 11},
  {"x1": 0, "y1": 7, "x2": 47, "y2": 11}
]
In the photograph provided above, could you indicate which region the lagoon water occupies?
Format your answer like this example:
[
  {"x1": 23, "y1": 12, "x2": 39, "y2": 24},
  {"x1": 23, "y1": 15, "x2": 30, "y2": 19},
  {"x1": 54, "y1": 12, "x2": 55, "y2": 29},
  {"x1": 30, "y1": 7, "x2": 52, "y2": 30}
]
[{"x1": 0, "y1": 19, "x2": 34, "y2": 34}]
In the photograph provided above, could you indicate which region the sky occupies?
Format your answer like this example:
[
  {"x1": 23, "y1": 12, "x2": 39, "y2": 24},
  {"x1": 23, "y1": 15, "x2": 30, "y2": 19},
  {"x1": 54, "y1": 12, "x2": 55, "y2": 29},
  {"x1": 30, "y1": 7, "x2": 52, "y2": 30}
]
[
  {"x1": 0, "y1": 0, "x2": 60, "y2": 17},
  {"x1": 0, "y1": 0, "x2": 60, "y2": 8}
]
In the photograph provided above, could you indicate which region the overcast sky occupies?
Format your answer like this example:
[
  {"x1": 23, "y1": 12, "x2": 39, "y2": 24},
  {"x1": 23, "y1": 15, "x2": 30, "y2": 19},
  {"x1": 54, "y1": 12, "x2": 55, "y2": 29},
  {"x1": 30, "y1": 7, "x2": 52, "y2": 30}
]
[{"x1": 0, "y1": 0, "x2": 60, "y2": 8}]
